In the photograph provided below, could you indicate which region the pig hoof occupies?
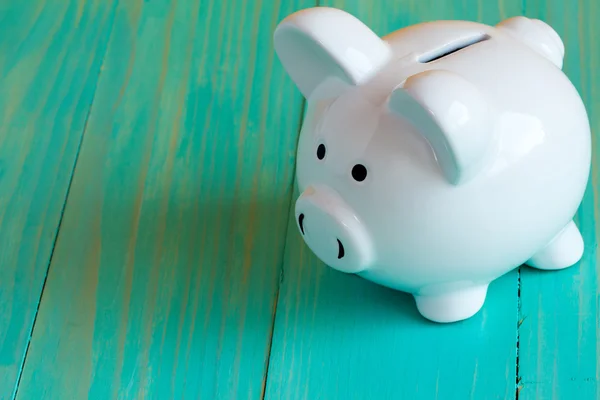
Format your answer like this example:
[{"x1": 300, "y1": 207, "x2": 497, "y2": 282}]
[
  {"x1": 527, "y1": 220, "x2": 584, "y2": 270},
  {"x1": 414, "y1": 284, "x2": 488, "y2": 323}
]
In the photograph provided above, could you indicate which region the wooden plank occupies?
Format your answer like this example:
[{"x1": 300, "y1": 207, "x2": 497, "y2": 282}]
[
  {"x1": 0, "y1": 1, "x2": 118, "y2": 397},
  {"x1": 517, "y1": 0, "x2": 600, "y2": 398},
  {"x1": 15, "y1": 0, "x2": 314, "y2": 398},
  {"x1": 264, "y1": 1, "x2": 523, "y2": 399}
]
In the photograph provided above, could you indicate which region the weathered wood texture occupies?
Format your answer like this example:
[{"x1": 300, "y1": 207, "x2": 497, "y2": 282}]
[
  {"x1": 4, "y1": 0, "x2": 600, "y2": 399},
  {"x1": 517, "y1": 0, "x2": 600, "y2": 398},
  {"x1": 14, "y1": 0, "x2": 312, "y2": 398},
  {"x1": 0, "y1": 1, "x2": 118, "y2": 397}
]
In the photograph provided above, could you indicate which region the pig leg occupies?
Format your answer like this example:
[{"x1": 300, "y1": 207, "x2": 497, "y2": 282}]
[
  {"x1": 527, "y1": 220, "x2": 584, "y2": 270},
  {"x1": 413, "y1": 283, "x2": 488, "y2": 323}
]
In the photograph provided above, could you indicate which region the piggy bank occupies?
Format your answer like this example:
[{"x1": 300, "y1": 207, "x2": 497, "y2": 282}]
[{"x1": 273, "y1": 7, "x2": 591, "y2": 323}]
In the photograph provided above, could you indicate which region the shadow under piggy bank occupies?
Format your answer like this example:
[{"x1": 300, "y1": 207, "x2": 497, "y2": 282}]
[{"x1": 280, "y1": 230, "x2": 519, "y2": 332}]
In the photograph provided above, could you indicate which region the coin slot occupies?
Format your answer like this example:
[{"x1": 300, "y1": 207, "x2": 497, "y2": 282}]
[{"x1": 418, "y1": 33, "x2": 490, "y2": 63}]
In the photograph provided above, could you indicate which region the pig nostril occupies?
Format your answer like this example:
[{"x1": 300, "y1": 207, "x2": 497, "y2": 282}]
[
  {"x1": 337, "y1": 239, "x2": 345, "y2": 259},
  {"x1": 298, "y1": 213, "x2": 305, "y2": 235}
]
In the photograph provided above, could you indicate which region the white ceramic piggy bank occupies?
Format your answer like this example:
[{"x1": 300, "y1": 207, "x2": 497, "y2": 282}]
[{"x1": 273, "y1": 7, "x2": 591, "y2": 323}]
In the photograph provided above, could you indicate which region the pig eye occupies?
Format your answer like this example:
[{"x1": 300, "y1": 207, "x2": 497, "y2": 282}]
[
  {"x1": 316, "y1": 144, "x2": 326, "y2": 160},
  {"x1": 351, "y1": 164, "x2": 368, "y2": 182}
]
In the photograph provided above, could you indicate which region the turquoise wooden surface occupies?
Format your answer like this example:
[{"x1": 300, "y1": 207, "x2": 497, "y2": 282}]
[
  {"x1": 0, "y1": 0, "x2": 598, "y2": 399},
  {"x1": 518, "y1": 0, "x2": 600, "y2": 398},
  {"x1": 13, "y1": 0, "x2": 311, "y2": 398},
  {"x1": 0, "y1": 1, "x2": 118, "y2": 397}
]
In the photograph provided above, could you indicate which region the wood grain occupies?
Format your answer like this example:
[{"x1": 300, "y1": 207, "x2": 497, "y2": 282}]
[
  {"x1": 264, "y1": 1, "x2": 524, "y2": 399},
  {"x1": 15, "y1": 0, "x2": 314, "y2": 398},
  {"x1": 10, "y1": 0, "x2": 599, "y2": 398},
  {"x1": 517, "y1": 0, "x2": 600, "y2": 398},
  {"x1": 0, "y1": 1, "x2": 118, "y2": 397}
]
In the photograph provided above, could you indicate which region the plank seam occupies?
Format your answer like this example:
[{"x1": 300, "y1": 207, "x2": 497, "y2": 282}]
[
  {"x1": 514, "y1": 4, "x2": 526, "y2": 400},
  {"x1": 515, "y1": 266, "x2": 523, "y2": 400},
  {"x1": 514, "y1": 5, "x2": 526, "y2": 399},
  {"x1": 260, "y1": 96, "x2": 307, "y2": 400},
  {"x1": 514, "y1": 0, "x2": 526, "y2": 388},
  {"x1": 260, "y1": 5, "x2": 320, "y2": 397},
  {"x1": 260, "y1": 1, "x2": 320, "y2": 394},
  {"x1": 10, "y1": 1, "x2": 122, "y2": 398}
]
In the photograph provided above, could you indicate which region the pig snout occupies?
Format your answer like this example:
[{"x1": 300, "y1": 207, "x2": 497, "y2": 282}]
[{"x1": 295, "y1": 185, "x2": 374, "y2": 274}]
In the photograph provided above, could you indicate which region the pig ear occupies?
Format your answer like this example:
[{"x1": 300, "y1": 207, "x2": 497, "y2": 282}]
[
  {"x1": 388, "y1": 70, "x2": 492, "y2": 185},
  {"x1": 274, "y1": 7, "x2": 392, "y2": 100},
  {"x1": 496, "y1": 16, "x2": 564, "y2": 69}
]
